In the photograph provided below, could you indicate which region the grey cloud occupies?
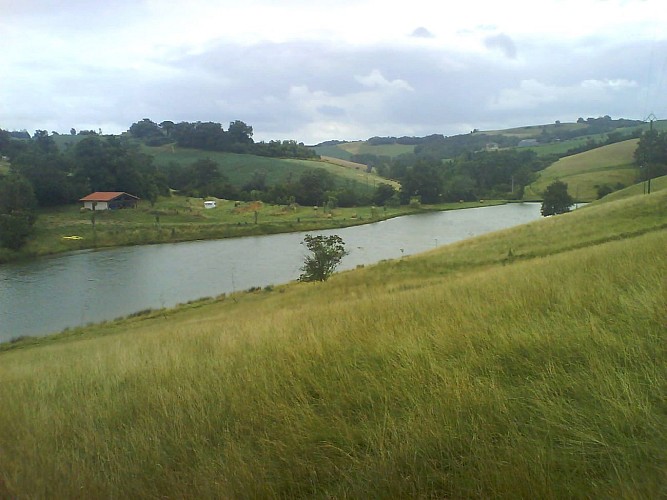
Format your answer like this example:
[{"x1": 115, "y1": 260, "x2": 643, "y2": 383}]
[
  {"x1": 484, "y1": 33, "x2": 518, "y2": 59},
  {"x1": 410, "y1": 27, "x2": 434, "y2": 38},
  {"x1": 2, "y1": 36, "x2": 664, "y2": 142},
  {"x1": 317, "y1": 105, "x2": 347, "y2": 117}
]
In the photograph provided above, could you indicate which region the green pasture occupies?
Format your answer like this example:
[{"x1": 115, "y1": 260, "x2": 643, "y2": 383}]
[
  {"x1": 0, "y1": 157, "x2": 10, "y2": 174},
  {"x1": 338, "y1": 141, "x2": 415, "y2": 157},
  {"x1": 144, "y1": 144, "x2": 384, "y2": 192},
  {"x1": 312, "y1": 141, "x2": 415, "y2": 160},
  {"x1": 311, "y1": 144, "x2": 354, "y2": 160},
  {"x1": 481, "y1": 122, "x2": 588, "y2": 138},
  {"x1": 524, "y1": 139, "x2": 639, "y2": 201},
  {"x1": 1, "y1": 195, "x2": 497, "y2": 262},
  {"x1": 1, "y1": 190, "x2": 665, "y2": 498}
]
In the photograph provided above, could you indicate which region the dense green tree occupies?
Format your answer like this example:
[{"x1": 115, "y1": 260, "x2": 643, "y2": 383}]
[
  {"x1": 634, "y1": 129, "x2": 667, "y2": 181},
  {"x1": 11, "y1": 132, "x2": 77, "y2": 206},
  {"x1": 373, "y1": 183, "x2": 397, "y2": 206},
  {"x1": 400, "y1": 160, "x2": 443, "y2": 204},
  {"x1": 294, "y1": 169, "x2": 335, "y2": 206},
  {"x1": 0, "y1": 174, "x2": 37, "y2": 249},
  {"x1": 541, "y1": 180, "x2": 574, "y2": 216},
  {"x1": 228, "y1": 120, "x2": 253, "y2": 144},
  {"x1": 71, "y1": 136, "x2": 165, "y2": 199},
  {"x1": 129, "y1": 119, "x2": 162, "y2": 139},
  {"x1": 159, "y1": 121, "x2": 175, "y2": 137},
  {"x1": 299, "y1": 234, "x2": 348, "y2": 282}
]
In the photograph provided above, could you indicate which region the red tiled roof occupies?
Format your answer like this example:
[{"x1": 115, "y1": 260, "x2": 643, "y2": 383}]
[{"x1": 79, "y1": 192, "x2": 138, "y2": 202}]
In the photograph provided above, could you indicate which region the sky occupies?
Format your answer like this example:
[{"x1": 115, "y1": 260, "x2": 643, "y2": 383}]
[{"x1": 1, "y1": 0, "x2": 666, "y2": 144}]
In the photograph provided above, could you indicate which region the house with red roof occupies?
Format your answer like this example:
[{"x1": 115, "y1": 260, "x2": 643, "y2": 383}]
[{"x1": 79, "y1": 192, "x2": 139, "y2": 210}]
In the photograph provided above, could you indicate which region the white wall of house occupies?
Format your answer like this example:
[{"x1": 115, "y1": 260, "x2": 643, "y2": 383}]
[{"x1": 83, "y1": 201, "x2": 109, "y2": 210}]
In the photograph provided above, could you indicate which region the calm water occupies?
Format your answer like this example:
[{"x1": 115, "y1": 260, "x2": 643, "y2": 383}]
[{"x1": 0, "y1": 203, "x2": 541, "y2": 341}]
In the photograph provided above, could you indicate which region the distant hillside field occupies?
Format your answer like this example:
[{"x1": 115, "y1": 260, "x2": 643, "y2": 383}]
[
  {"x1": 524, "y1": 139, "x2": 639, "y2": 201},
  {"x1": 144, "y1": 144, "x2": 384, "y2": 194},
  {"x1": 482, "y1": 122, "x2": 588, "y2": 138},
  {"x1": 338, "y1": 141, "x2": 415, "y2": 157},
  {"x1": 320, "y1": 156, "x2": 400, "y2": 189},
  {"x1": 312, "y1": 141, "x2": 415, "y2": 160}
]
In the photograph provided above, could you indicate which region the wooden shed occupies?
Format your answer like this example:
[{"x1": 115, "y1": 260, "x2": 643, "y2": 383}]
[{"x1": 79, "y1": 192, "x2": 140, "y2": 210}]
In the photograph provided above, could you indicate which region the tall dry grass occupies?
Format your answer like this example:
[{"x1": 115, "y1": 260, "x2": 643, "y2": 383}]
[{"x1": 0, "y1": 191, "x2": 665, "y2": 498}]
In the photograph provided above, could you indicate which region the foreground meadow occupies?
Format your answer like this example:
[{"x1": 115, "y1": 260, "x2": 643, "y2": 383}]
[{"x1": 0, "y1": 190, "x2": 665, "y2": 498}]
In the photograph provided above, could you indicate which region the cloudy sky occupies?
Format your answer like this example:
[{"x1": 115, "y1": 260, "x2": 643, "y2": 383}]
[{"x1": 1, "y1": 0, "x2": 666, "y2": 144}]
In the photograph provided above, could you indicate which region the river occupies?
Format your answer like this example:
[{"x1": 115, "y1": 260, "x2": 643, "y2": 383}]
[{"x1": 0, "y1": 203, "x2": 542, "y2": 342}]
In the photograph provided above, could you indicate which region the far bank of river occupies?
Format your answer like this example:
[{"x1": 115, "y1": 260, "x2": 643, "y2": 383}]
[{"x1": 0, "y1": 203, "x2": 542, "y2": 342}]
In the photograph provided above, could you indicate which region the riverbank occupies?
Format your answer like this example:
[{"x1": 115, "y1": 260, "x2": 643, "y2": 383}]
[
  {"x1": 0, "y1": 195, "x2": 506, "y2": 264},
  {"x1": 1, "y1": 203, "x2": 542, "y2": 341},
  {"x1": 1, "y1": 191, "x2": 665, "y2": 497}
]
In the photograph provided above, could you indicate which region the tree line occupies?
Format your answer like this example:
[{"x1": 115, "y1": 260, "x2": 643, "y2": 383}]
[
  {"x1": 129, "y1": 118, "x2": 317, "y2": 159},
  {"x1": 0, "y1": 129, "x2": 169, "y2": 250},
  {"x1": 370, "y1": 149, "x2": 552, "y2": 203}
]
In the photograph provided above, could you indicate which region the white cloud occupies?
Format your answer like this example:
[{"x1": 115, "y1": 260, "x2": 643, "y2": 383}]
[{"x1": 355, "y1": 70, "x2": 414, "y2": 91}]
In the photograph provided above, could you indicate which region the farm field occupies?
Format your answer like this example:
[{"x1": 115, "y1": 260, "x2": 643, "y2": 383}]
[
  {"x1": 524, "y1": 139, "x2": 639, "y2": 201},
  {"x1": 1, "y1": 188, "x2": 665, "y2": 498}
]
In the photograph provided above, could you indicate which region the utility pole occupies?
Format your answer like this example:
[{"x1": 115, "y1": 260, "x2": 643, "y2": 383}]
[
  {"x1": 644, "y1": 113, "x2": 657, "y2": 195},
  {"x1": 648, "y1": 118, "x2": 653, "y2": 194}
]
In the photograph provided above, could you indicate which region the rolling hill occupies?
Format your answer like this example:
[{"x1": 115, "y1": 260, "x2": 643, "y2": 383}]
[
  {"x1": 143, "y1": 143, "x2": 391, "y2": 194},
  {"x1": 524, "y1": 139, "x2": 639, "y2": 201}
]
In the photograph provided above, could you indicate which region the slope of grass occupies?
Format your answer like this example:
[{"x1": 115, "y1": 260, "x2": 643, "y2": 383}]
[
  {"x1": 1, "y1": 190, "x2": 665, "y2": 498},
  {"x1": 337, "y1": 141, "x2": 415, "y2": 157},
  {"x1": 595, "y1": 174, "x2": 667, "y2": 204},
  {"x1": 320, "y1": 156, "x2": 401, "y2": 189},
  {"x1": 311, "y1": 144, "x2": 354, "y2": 160},
  {"x1": 482, "y1": 122, "x2": 588, "y2": 138},
  {"x1": 144, "y1": 144, "x2": 382, "y2": 193},
  {"x1": 312, "y1": 141, "x2": 415, "y2": 159},
  {"x1": 524, "y1": 139, "x2": 639, "y2": 201}
]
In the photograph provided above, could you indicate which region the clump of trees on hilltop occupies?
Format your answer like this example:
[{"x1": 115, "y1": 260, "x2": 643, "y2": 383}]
[
  {"x1": 128, "y1": 118, "x2": 317, "y2": 159},
  {"x1": 0, "y1": 129, "x2": 168, "y2": 208},
  {"x1": 0, "y1": 128, "x2": 170, "y2": 250}
]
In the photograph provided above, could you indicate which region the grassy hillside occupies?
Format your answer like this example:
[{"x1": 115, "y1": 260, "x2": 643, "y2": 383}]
[
  {"x1": 320, "y1": 156, "x2": 401, "y2": 189},
  {"x1": 312, "y1": 141, "x2": 415, "y2": 160},
  {"x1": 482, "y1": 122, "x2": 587, "y2": 138},
  {"x1": 596, "y1": 174, "x2": 667, "y2": 203},
  {"x1": 524, "y1": 139, "x2": 639, "y2": 201},
  {"x1": 0, "y1": 157, "x2": 9, "y2": 174},
  {"x1": 1, "y1": 189, "x2": 665, "y2": 498},
  {"x1": 144, "y1": 144, "x2": 385, "y2": 193}
]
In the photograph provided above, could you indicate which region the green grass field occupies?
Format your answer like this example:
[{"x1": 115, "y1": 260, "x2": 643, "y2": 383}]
[
  {"x1": 0, "y1": 157, "x2": 10, "y2": 174},
  {"x1": 312, "y1": 141, "x2": 415, "y2": 160},
  {"x1": 144, "y1": 144, "x2": 387, "y2": 193},
  {"x1": 0, "y1": 195, "x2": 495, "y2": 263},
  {"x1": 524, "y1": 139, "x2": 639, "y2": 201},
  {"x1": 338, "y1": 141, "x2": 415, "y2": 157},
  {"x1": 481, "y1": 122, "x2": 588, "y2": 138},
  {"x1": 1, "y1": 187, "x2": 665, "y2": 498}
]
